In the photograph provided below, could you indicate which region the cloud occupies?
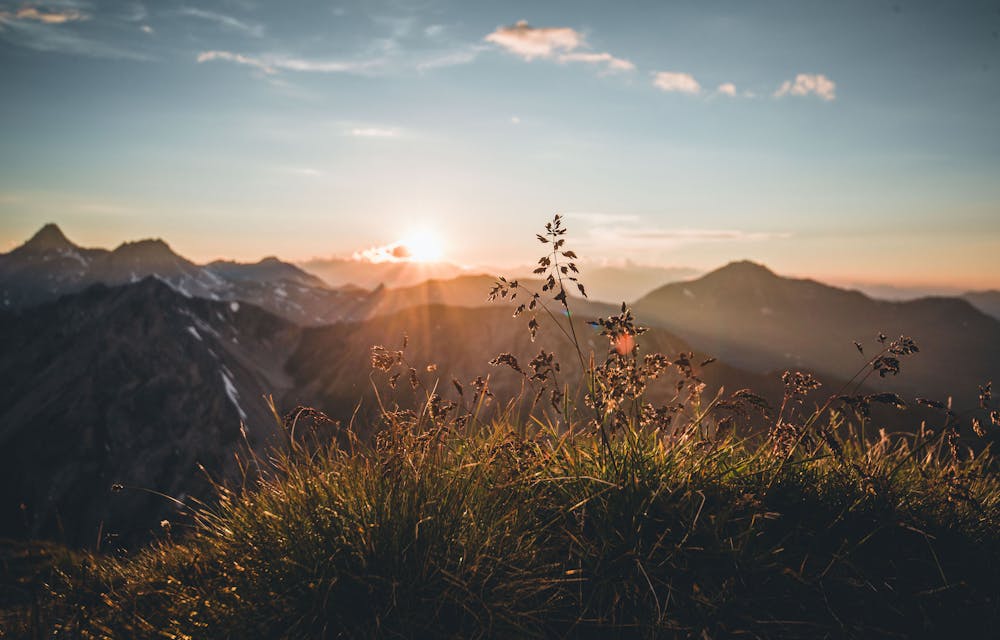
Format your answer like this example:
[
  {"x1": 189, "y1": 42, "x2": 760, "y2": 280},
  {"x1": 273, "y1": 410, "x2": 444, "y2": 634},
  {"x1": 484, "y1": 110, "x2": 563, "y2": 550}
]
[
  {"x1": 565, "y1": 212, "x2": 642, "y2": 225},
  {"x1": 716, "y1": 82, "x2": 737, "y2": 97},
  {"x1": 353, "y1": 241, "x2": 412, "y2": 263},
  {"x1": 774, "y1": 73, "x2": 836, "y2": 101},
  {"x1": 0, "y1": 6, "x2": 87, "y2": 24},
  {"x1": 485, "y1": 20, "x2": 581, "y2": 60},
  {"x1": 575, "y1": 221, "x2": 790, "y2": 250},
  {"x1": 197, "y1": 50, "x2": 382, "y2": 75},
  {"x1": 558, "y1": 51, "x2": 634, "y2": 72},
  {"x1": 485, "y1": 20, "x2": 633, "y2": 74},
  {"x1": 652, "y1": 71, "x2": 701, "y2": 94},
  {"x1": 611, "y1": 228, "x2": 791, "y2": 242},
  {"x1": 198, "y1": 50, "x2": 275, "y2": 74},
  {"x1": 510, "y1": 115, "x2": 521, "y2": 125},
  {"x1": 178, "y1": 8, "x2": 264, "y2": 38},
  {"x1": 276, "y1": 166, "x2": 325, "y2": 177},
  {"x1": 413, "y1": 43, "x2": 487, "y2": 71},
  {"x1": 0, "y1": 9, "x2": 149, "y2": 59},
  {"x1": 349, "y1": 127, "x2": 397, "y2": 138}
]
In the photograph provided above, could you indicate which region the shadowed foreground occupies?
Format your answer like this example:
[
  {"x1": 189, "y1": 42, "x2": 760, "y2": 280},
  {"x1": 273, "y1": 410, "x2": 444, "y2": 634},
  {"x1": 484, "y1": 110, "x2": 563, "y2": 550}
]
[{"x1": 5, "y1": 405, "x2": 999, "y2": 639}]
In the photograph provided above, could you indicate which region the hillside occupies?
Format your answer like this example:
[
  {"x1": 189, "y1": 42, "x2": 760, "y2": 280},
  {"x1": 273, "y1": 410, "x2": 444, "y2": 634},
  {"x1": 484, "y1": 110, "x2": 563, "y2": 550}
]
[
  {"x1": 963, "y1": 290, "x2": 1000, "y2": 321},
  {"x1": 633, "y1": 261, "x2": 1000, "y2": 406},
  {"x1": 0, "y1": 278, "x2": 300, "y2": 546},
  {"x1": 287, "y1": 302, "x2": 785, "y2": 426}
]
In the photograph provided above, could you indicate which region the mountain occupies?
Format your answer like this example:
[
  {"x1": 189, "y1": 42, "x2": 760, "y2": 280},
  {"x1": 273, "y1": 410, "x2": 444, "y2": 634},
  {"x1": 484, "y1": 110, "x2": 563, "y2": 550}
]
[
  {"x1": 88, "y1": 238, "x2": 224, "y2": 297},
  {"x1": 962, "y1": 290, "x2": 1000, "y2": 321},
  {"x1": 494, "y1": 262, "x2": 700, "y2": 305},
  {"x1": 353, "y1": 274, "x2": 620, "y2": 322},
  {"x1": 207, "y1": 256, "x2": 327, "y2": 288},
  {"x1": 633, "y1": 261, "x2": 1000, "y2": 406},
  {"x1": 0, "y1": 278, "x2": 300, "y2": 546},
  {"x1": 581, "y1": 264, "x2": 701, "y2": 304},
  {"x1": 0, "y1": 224, "x2": 108, "y2": 308},
  {"x1": 0, "y1": 224, "x2": 368, "y2": 325},
  {"x1": 286, "y1": 302, "x2": 785, "y2": 428},
  {"x1": 297, "y1": 256, "x2": 466, "y2": 289}
]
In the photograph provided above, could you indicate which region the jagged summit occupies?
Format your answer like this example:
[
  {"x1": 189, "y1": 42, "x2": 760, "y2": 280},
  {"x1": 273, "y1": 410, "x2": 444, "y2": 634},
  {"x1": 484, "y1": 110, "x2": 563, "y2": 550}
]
[
  {"x1": 18, "y1": 223, "x2": 76, "y2": 253},
  {"x1": 110, "y1": 238, "x2": 179, "y2": 260}
]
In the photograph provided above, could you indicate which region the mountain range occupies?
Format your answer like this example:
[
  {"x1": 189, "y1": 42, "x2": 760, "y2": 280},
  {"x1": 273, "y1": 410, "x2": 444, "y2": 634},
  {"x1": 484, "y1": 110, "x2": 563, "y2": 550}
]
[
  {"x1": 0, "y1": 224, "x2": 368, "y2": 326},
  {"x1": 2, "y1": 223, "x2": 998, "y2": 547}
]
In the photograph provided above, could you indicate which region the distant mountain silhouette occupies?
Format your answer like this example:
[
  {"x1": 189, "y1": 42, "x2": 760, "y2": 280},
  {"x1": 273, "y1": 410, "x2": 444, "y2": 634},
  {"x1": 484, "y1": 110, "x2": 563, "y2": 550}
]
[
  {"x1": 19, "y1": 222, "x2": 77, "y2": 252},
  {"x1": 297, "y1": 256, "x2": 466, "y2": 289},
  {"x1": 0, "y1": 224, "x2": 368, "y2": 325},
  {"x1": 287, "y1": 303, "x2": 783, "y2": 426},
  {"x1": 0, "y1": 278, "x2": 300, "y2": 546},
  {"x1": 500, "y1": 262, "x2": 700, "y2": 304},
  {"x1": 962, "y1": 290, "x2": 1000, "y2": 321},
  {"x1": 633, "y1": 261, "x2": 1000, "y2": 406},
  {"x1": 351, "y1": 274, "x2": 620, "y2": 322},
  {"x1": 0, "y1": 223, "x2": 108, "y2": 307},
  {"x1": 208, "y1": 256, "x2": 327, "y2": 288}
]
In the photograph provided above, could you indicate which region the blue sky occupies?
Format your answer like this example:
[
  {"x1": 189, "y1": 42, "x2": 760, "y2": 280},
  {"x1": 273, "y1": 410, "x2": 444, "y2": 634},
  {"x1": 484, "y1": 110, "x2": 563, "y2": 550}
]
[{"x1": 1, "y1": 0, "x2": 998, "y2": 288}]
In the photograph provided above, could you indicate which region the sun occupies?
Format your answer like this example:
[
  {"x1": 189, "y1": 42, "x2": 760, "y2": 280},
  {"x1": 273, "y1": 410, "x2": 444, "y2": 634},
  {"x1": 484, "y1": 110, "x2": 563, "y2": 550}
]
[{"x1": 400, "y1": 229, "x2": 444, "y2": 263}]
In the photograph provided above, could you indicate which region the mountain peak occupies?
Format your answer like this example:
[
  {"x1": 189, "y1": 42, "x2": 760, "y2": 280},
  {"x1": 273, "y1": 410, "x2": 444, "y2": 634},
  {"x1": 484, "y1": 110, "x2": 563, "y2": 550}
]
[
  {"x1": 20, "y1": 223, "x2": 76, "y2": 252},
  {"x1": 111, "y1": 238, "x2": 179, "y2": 260},
  {"x1": 712, "y1": 260, "x2": 776, "y2": 278}
]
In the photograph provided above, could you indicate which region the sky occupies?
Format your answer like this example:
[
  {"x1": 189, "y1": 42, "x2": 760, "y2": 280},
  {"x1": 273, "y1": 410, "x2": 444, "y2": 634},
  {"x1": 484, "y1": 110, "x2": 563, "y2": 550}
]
[{"x1": 1, "y1": 0, "x2": 999, "y2": 289}]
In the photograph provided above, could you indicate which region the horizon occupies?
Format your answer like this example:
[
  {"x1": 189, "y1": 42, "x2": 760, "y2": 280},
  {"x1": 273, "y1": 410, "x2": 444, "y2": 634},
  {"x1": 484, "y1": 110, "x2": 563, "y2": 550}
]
[
  {"x1": 4, "y1": 220, "x2": 991, "y2": 298},
  {"x1": 2, "y1": 0, "x2": 999, "y2": 290}
]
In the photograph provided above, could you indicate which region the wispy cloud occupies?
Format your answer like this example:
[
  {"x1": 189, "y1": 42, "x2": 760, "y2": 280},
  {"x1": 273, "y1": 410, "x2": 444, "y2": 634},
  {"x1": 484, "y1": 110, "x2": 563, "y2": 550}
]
[
  {"x1": 565, "y1": 212, "x2": 642, "y2": 225},
  {"x1": 652, "y1": 71, "x2": 701, "y2": 94},
  {"x1": 275, "y1": 166, "x2": 325, "y2": 178},
  {"x1": 349, "y1": 127, "x2": 398, "y2": 138},
  {"x1": 485, "y1": 20, "x2": 633, "y2": 74},
  {"x1": 574, "y1": 218, "x2": 790, "y2": 250},
  {"x1": 178, "y1": 8, "x2": 263, "y2": 38},
  {"x1": 0, "y1": 7, "x2": 149, "y2": 60},
  {"x1": 610, "y1": 228, "x2": 791, "y2": 242},
  {"x1": 0, "y1": 5, "x2": 87, "y2": 24},
  {"x1": 559, "y1": 51, "x2": 634, "y2": 72},
  {"x1": 414, "y1": 43, "x2": 488, "y2": 71},
  {"x1": 774, "y1": 73, "x2": 836, "y2": 101},
  {"x1": 197, "y1": 50, "x2": 382, "y2": 75},
  {"x1": 198, "y1": 50, "x2": 275, "y2": 74}
]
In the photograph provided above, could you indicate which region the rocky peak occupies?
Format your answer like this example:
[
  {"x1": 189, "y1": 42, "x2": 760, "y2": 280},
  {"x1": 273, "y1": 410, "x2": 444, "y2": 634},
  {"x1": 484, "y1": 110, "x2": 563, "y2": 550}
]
[{"x1": 17, "y1": 223, "x2": 77, "y2": 253}]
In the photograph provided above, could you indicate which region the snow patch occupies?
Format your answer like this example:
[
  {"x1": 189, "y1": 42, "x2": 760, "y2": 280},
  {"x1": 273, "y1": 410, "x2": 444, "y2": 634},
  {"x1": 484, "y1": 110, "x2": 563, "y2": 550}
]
[
  {"x1": 58, "y1": 248, "x2": 88, "y2": 267},
  {"x1": 153, "y1": 274, "x2": 192, "y2": 298},
  {"x1": 186, "y1": 326, "x2": 202, "y2": 341},
  {"x1": 229, "y1": 301, "x2": 240, "y2": 312},
  {"x1": 220, "y1": 367, "x2": 247, "y2": 421}
]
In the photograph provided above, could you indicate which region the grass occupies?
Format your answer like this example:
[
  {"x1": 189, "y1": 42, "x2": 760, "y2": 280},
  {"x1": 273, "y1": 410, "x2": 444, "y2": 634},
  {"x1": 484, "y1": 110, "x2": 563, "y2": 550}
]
[
  {"x1": 7, "y1": 410, "x2": 1000, "y2": 638},
  {"x1": 6, "y1": 215, "x2": 1000, "y2": 638}
]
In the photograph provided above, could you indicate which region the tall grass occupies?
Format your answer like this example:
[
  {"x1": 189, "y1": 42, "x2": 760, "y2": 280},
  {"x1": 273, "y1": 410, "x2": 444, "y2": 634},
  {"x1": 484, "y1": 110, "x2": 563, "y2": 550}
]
[{"x1": 8, "y1": 215, "x2": 1000, "y2": 638}]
